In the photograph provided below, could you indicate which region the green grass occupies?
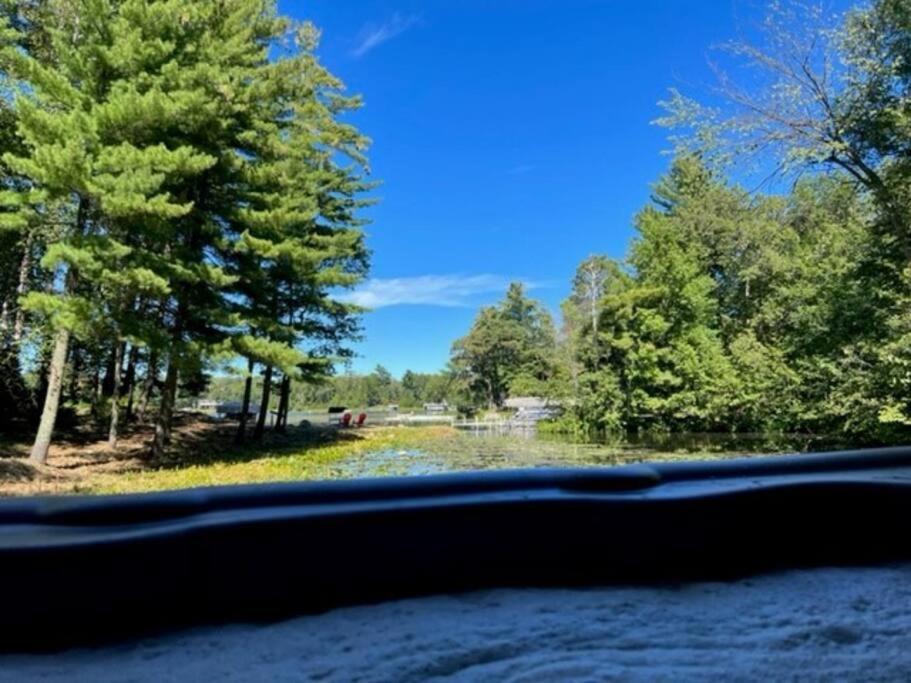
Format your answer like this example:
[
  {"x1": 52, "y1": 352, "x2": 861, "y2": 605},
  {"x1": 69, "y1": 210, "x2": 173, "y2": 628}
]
[{"x1": 87, "y1": 425, "x2": 455, "y2": 495}]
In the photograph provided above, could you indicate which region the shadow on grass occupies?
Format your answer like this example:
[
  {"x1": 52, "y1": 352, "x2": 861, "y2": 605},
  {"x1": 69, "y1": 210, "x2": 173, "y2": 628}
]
[
  {"x1": 0, "y1": 458, "x2": 37, "y2": 483},
  {"x1": 0, "y1": 413, "x2": 119, "y2": 460},
  {"x1": 0, "y1": 413, "x2": 377, "y2": 494},
  {"x1": 0, "y1": 418, "x2": 36, "y2": 459},
  {"x1": 151, "y1": 415, "x2": 368, "y2": 470}
]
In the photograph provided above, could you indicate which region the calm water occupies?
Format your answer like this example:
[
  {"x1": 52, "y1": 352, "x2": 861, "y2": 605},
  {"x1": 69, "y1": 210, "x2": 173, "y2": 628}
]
[{"x1": 294, "y1": 413, "x2": 852, "y2": 480}]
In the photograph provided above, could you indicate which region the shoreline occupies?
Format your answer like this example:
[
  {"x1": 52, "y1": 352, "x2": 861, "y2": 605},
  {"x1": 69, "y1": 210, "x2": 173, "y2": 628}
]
[{"x1": 0, "y1": 419, "x2": 455, "y2": 497}]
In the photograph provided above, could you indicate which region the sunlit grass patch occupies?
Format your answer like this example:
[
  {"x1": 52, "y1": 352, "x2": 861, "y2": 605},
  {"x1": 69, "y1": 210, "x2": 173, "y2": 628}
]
[{"x1": 88, "y1": 425, "x2": 457, "y2": 495}]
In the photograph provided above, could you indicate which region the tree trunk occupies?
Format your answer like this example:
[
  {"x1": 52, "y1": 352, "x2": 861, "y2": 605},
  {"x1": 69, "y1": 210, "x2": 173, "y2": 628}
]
[
  {"x1": 136, "y1": 350, "x2": 157, "y2": 423},
  {"x1": 253, "y1": 364, "x2": 273, "y2": 440},
  {"x1": 136, "y1": 299, "x2": 167, "y2": 423},
  {"x1": 150, "y1": 358, "x2": 178, "y2": 459},
  {"x1": 90, "y1": 368, "x2": 103, "y2": 420},
  {"x1": 282, "y1": 376, "x2": 292, "y2": 429},
  {"x1": 100, "y1": 345, "x2": 116, "y2": 397},
  {"x1": 591, "y1": 299, "x2": 600, "y2": 371},
  {"x1": 107, "y1": 340, "x2": 124, "y2": 447},
  {"x1": 30, "y1": 197, "x2": 86, "y2": 460},
  {"x1": 234, "y1": 358, "x2": 255, "y2": 444},
  {"x1": 33, "y1": 346, "x2": 50, "y2": 414},
  {"x1": 29, "y1": 328, "x2": 70, "y2": 465},
  {"x1": 275, "y1": 375, "x2": 290, "y2": 433},
  {"x1": 11, "y1": 231, "x2": 32, "y2": 348},
  {"x1": 151, "y1": 294, "x2": 187, "y2": 457},
  {"x1": 67, "y1": 346, "x2": 81, "y2": 403},
  {"x1": 123, "y1": 344, "x2": 139, "y2": 422}
]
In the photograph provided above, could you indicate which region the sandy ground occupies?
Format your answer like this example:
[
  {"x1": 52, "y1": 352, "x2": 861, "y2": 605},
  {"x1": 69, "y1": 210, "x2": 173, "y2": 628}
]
[
  {"x1": 2, "y1": 563, "x2": 911, "y2": 682},
  {"x1": 0, "y1": 416, "x2": 211, "y2": 495}
]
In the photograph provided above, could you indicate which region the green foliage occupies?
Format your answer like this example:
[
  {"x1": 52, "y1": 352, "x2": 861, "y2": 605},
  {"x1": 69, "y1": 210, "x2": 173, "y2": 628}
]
[
  {"x1": 0, "y1": 1, "x2": 372, "y2": 452},
  {"x1": 7, "y1": 0, "x2": 911, "y2": 458},
  {"x1": 563, "y1": 150, "x2": 911, "y2": 442},
  {"x1": 643, "y1": 0, "x2": 911, "y2": 443},
  {"x1": 205, "y1": 365, "x2": 459, "y2": 411},
  {"x1": 450, "y1": 283, "x2": 560, "y2": 409}
]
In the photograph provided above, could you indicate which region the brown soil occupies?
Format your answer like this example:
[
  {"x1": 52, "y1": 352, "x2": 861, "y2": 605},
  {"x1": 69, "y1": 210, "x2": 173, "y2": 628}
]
[{"x1": 0, "y1": 413, "x2": 277, "y2": 497}]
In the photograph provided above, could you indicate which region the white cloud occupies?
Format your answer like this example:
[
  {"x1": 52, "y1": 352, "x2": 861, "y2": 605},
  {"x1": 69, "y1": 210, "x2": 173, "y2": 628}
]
[
  {"x1": 351, "y1": 13, "x2": 420, "y2": 58},
  {"x1": 338, "y1": 274, "x2": 537, "y2": 309}
]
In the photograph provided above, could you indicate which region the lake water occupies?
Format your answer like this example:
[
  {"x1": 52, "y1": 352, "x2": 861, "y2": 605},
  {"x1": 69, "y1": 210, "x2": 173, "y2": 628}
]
[{"x1": 290, "y1": 410, "x2": 852, "y2": 479}]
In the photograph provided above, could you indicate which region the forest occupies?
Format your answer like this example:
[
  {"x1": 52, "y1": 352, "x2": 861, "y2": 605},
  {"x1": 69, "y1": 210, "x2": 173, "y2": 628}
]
[
  {"x1": 0, "y1": 0, "x2": 371, "y2": 461},
  {"x1": 416, "y1": 0, "x2": 911, "y2": 444},
  {"x1": 205, "y1": 366, "x2": 457, "y2": 412},
  {"x1": 2, "y1": 0, "x2": 911, "y2": 470}
]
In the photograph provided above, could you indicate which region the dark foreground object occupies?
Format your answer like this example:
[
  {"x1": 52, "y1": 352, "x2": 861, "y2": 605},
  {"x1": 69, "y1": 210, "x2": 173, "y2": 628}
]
[{"x1": 2, "y1": 447, "x2": 911, "y2": 650}]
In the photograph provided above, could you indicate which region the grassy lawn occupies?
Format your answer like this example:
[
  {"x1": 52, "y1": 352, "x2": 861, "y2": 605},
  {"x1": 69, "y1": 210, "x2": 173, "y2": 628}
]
[{"x1": 0, "y1": 420, "x2": 457, "y2": 497}]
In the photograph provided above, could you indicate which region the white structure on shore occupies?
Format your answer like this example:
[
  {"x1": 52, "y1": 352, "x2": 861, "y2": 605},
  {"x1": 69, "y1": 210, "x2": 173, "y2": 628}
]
[
  {"x1": 503, "y1": 397, "x2": 561, "y2": 424},
  {"x1": 503, "y1": 396, "x2": 557, "y2": 410}
]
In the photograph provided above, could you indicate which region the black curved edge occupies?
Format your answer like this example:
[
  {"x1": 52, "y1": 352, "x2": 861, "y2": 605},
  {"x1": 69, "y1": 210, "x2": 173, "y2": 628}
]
[{"x1": 2, "y1": 446, "x2": 911, "y2": 651}]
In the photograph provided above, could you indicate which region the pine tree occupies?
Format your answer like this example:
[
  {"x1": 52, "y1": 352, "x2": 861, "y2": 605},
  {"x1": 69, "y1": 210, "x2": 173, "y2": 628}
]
[
  {"x1": 3, "y1": 2, "x2": 374, "y2": 460},
  {"x1": 0, "y1": 3, "x2": 225, "y2": 457},
  {"x1": 227, "y1": 21, "x2": 370, "y2": 442}
]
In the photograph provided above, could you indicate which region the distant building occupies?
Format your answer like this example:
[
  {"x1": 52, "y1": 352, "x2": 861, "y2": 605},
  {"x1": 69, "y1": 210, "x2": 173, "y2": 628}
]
[
  {"x1": 423, "y1": 401, "x2": 449, "y2": 413},
  {"x1": 504, "y1": 397, "x2": 561, "y2": 424}
]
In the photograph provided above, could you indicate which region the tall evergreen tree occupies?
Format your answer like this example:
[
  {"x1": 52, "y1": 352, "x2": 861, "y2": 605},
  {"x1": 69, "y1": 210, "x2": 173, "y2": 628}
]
[
  {"x1": 1, "y1": 1, "x2": 372, "y2": 461},
  {"x1": 227, "y1": 21, "x2": 369, "y2": 442}
]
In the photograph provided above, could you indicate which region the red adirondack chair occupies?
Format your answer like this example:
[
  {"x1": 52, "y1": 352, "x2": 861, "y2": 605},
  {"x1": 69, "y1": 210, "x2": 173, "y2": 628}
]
[
  {"x1": 355, "y1": 412, "x2": 367, "y2": 427},
  {"x1": 339, "y1": 412, "x2": 352, "y2": 428}
]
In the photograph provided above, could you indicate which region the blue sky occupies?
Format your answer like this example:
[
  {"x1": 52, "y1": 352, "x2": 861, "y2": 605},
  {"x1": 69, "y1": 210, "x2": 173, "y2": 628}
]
[{"x1": 277, "y1": 0, "x2": 816, "y2": 377}]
